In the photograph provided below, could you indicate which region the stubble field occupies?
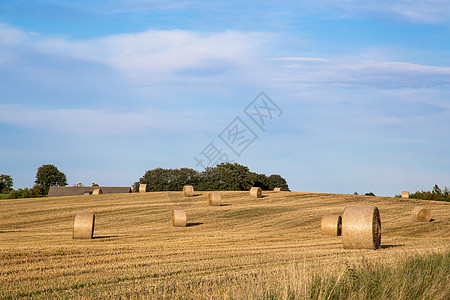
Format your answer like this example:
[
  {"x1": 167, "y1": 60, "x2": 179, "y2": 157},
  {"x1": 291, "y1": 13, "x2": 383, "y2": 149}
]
[{"x1": 1, "y1": 191, "x2": 449, "y2": 299}]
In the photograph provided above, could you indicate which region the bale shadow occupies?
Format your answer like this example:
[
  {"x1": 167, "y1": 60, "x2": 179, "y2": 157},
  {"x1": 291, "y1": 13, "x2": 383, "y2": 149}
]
[
  {"x1": 193, "y1": 193, "x2": 203, "y2": 197},
  {"x1": 381, "y1": 244, "x2": 404, "y2": 249},
  {"x1": 430, "y1": 218, "x2": 436, "y2": 222},
  {"x1": 186, "y1": 222, "x2": 203, "y2": 227},
  {"x1": 93, "y1": 235, "x2": 124, "y2": 239},
  {"x1": 220, "y1": 204, "x2": 232, "y2": 207}
]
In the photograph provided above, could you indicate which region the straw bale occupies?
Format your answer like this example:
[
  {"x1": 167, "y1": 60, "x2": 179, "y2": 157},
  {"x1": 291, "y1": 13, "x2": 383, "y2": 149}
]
[
  {"x1": 73, "y1": 212, "x2": 95, "y2": 239},
  {"x1": 183, "y1": 185, "x2": 194, "y2": 197},
  {"x1": 208, "y1": 191, "x2": 221, "y2": 206},
  {"x1": 139, "y1": 184, "x2": 147, "y2": 193},
  {"x1": 411, "y1": 206, "x2": 431, "y2": 222},
  {"x1": 274, "y1": 187, "x2": 281, "y2": 191},
  {"x1": 402, "y1": 191, "x2": 410, "y2": 199},
  {"x1": 342, "y1": 206, "x2": 381, "y2": 250},
  {"x1": 172, "y1": 210, "x2": 186, "y2": 227},
  {"x1": 92, "y1": 188, "x2": 103, "y2": 195},
  {"x1": 250, "y1": 187, "x2": 262, "y2": 198},
  {"x1": 321, "y1": 214, "x2": 342, "y2": 236}
]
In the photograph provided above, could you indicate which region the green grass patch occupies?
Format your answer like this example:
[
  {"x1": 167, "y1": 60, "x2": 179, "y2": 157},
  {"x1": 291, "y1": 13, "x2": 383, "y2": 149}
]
[
  {"x1": 0, "y1": 194, "x2": 9, "y2": 200},
  {"x1": 309, "y1": 251, "x2": 450, "y2": 300}
]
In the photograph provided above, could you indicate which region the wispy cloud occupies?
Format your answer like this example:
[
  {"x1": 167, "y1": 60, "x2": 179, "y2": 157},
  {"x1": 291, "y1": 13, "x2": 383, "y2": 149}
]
[
  {"x1": 271, "y1": 57, "x2": 332, "y2": 63},
  {"x1": 0, "y1": 105, "x2": 211, "y2": 136},
  {"x1": 0, "y1": 23, "x2": 27, "y2": 45},
  {"x1": 309, "y1": 0, "x2": 450, "y2": 24},
  {"x1": 33, "y1": 29, "x2": 268, "y2": 84},
  {"x1": 52, "y1": 1, "x2": 450, "y2": 25},
  {"x1": 272, "y1": 57, "x2": 450, "y2": 88}
]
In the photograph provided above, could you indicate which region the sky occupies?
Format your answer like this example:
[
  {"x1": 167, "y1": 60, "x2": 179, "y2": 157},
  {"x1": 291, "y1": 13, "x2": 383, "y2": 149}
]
[{"x1": 1, "y1": 0, "x2": 450, "y2": 196}]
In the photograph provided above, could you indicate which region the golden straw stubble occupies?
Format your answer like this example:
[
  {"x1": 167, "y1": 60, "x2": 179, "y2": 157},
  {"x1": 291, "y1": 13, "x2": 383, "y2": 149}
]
[
  {"x1": 183, "y1": 185, "x2": 194, "y2": 197},
  {"x1": 321, "y1": 214, "x2": 342, "y2": 236},
  {"x1": 250, "y1": 187, "x2": 262, "y2": 198},
  {"x1": 172, "y1": 210, "x2": 186, "y2": 227},
  {"x1": 73, "y1": 212, "x2": 95, "y2": 239},
  {"x1": 208, "y1": 191, "x2": 221, "y2": 206},
  {"x1": 342, "y1": 206, "x2": 381, "y2": 250},
  {"x1": 411, "y1": 206, "x2": 431, "y2": 222}
]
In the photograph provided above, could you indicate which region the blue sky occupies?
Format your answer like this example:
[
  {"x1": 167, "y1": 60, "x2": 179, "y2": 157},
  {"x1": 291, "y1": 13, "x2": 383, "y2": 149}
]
[{"x1": 1, "y1": 0, "x2": 450, "y2": 196}]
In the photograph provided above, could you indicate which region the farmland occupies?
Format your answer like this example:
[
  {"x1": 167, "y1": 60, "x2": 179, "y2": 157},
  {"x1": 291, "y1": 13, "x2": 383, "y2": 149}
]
[{"x1": 1, "y1": 191, "x2": 449, "y2": 299}]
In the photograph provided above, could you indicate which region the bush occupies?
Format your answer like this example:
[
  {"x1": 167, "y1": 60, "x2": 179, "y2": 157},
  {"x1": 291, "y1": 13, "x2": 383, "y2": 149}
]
[{"x1": 7, "y1": 185, "x2": 45, "y2": 199}]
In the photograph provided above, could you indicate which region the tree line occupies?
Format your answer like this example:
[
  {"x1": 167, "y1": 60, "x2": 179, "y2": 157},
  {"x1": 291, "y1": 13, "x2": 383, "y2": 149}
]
[
  {"x1": 2, "y1": 162, "x2": 290, "y2": 199},
  {"x1": 408, "y1": 184, "x2": 450, "y2": 202},
  {"x1": 135, "y1": 163, "x2": 290, "y2": 192}
]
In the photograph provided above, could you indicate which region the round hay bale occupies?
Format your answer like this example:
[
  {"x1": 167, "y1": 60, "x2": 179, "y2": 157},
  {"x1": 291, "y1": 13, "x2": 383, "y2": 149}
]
[
  {"x1": 402, "y1": 191, "x2": 410, "y2": 199},
  {"x1": 250, "y1": 187, "x2": 262, "y2": 198},
  {"x1": 321, "y1": 214, "x2": 342, "y2": 236},
  {"x1": 208, "y1": 191, "x2": 221, "y2": 206},
  {"x1": 92, "y1": 188, "x2": 103, "y2": 195},
  {"x1": 172, "y1": 210, "x2": 186, "y2": 227},
  {"x1": 183, "y1": 185, "x2": 194, "y2": 197},
  {"x1": 274, "y1": 187, "x2": 281, "y2": 192},
  {"x1": 342, "y1": 206, "x2": 381, "y2": 250},
  {"x1": 411, "y1": 206, "x2": 431, "y2": 222},
  {"x1": 139, "y1": 184, "x2": 147, "y2": 193},
  {"x1": 73, "y1": 212, "x2": 95, "y2": 239}
]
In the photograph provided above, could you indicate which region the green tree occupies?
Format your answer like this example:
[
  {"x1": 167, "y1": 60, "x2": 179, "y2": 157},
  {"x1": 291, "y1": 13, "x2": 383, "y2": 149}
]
[
  {"x1": 137, "y1": 163, "x2": 290, "y2": 192},
  {"x1": 0, "y1": 174, "x2": 13, "y2": 193},
  {"x1": 34, "y1": 164, "x2": 68, "y2": 195},
  {"x1": 139, "y1": 168, "x2": 200, "y2": 191},
  {"x1": 266, "y1": 174, "x2": 290, "y2": 191}
]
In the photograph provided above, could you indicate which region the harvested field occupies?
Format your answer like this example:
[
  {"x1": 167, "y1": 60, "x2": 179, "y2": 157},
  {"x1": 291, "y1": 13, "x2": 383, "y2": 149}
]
[{"x1": 0, "y1": 191, "x2": 449, "y2": 299}]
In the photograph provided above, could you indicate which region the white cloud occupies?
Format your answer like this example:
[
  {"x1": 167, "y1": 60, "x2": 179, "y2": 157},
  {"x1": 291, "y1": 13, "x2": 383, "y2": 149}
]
[
  {"x1": 0, "y1": 23, "x2": 27, "y2": 45},
  {"x1": 34, "y1": 29, "x2": 267, "y2": 83}
]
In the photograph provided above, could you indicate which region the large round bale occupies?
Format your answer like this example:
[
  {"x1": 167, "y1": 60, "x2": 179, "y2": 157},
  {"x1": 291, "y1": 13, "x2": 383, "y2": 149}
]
[
  {"x1": 92, "y1": 188, "x2": 103, "y2": 195},
  {"x1": 342, "y1": 206, "x2": 381, "y2": 250},
  {"x1": 402, "y1": 191, "x2": 410, "y2": 199},
  {"x1": 208, "y1": 191, "x2": 221, "y2": 206},
  {"x1": 139, "y1": 184, "x2": 147, "y2": 193},
  {"x1": 183, "y1": 185, "x2": 194, "y2": 197},
  {"x1": 321, "y1": 214, "x2": 342, "y2": 236},
  {"x1": 73, "y1": 212, "x2": 95, "y2": 239},
  {"x1": 411, "y1": 206, "x2": 431, "y2": 222},
  {"x1": 250, "y1": 187, "x2": 262, "y2": 198},
  {"x1": 172, "y1": 210, "x2": 186, "y2": 227},
  {"x1": 274, "y1": 187, "x2": 281, "y2": 192}
]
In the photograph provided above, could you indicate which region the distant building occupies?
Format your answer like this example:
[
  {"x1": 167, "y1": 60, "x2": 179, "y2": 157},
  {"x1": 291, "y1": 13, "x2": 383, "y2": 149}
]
[{"x1": 48, "y1": 186, "x2": 131, "y2": 197}]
